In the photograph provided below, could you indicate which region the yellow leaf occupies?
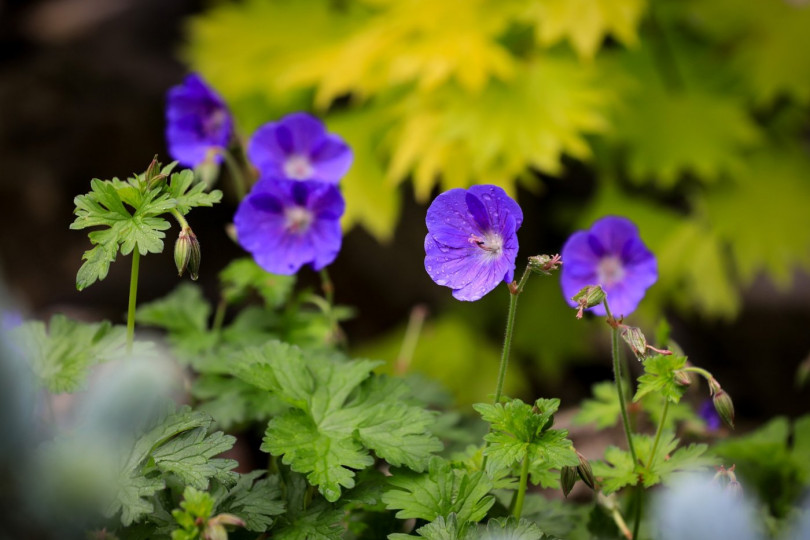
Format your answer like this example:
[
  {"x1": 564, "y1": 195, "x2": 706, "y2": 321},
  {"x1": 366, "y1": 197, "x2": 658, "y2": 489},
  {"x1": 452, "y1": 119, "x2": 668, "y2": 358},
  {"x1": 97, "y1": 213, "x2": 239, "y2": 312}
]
[
  {"x1": 327, "y1": 108, "x2": 401, "y2": 242},
  {"x1": 515, "y1": 0, "x2": 647, "y2": 60},
  {"x1": 386, "y1": 55, "x2": 610, "y2": 201}
]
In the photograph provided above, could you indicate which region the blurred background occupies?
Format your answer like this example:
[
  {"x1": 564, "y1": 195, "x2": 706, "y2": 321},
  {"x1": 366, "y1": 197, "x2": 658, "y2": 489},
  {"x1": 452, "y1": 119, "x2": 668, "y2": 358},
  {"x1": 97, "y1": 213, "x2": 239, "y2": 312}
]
[{"x1": 1, "y1": 0, "x2": 809, "y2": 428}]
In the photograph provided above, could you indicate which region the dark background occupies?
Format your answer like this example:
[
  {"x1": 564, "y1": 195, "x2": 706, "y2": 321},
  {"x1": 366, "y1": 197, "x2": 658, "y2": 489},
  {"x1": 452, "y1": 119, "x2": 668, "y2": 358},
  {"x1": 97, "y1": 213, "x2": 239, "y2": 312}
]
[{"x1": 1, "y1": 0, "x2": 808, "y2": 428}]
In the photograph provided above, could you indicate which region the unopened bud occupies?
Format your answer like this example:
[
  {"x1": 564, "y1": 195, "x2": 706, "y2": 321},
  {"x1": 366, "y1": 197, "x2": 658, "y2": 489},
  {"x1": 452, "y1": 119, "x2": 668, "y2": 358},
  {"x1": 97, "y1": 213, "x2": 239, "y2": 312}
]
[
  {"x1": 576, "y1": 451, "x2": 596, "y2": 491},
  {"x1": 674, "y1": 370, "x2": 692, "y2": 386},
  {"x1": 560, "y1": 466, "x2": 578, "y2": 497},
  {"x1": 144, "y1": 155, "x2": 168, "y2": 187},
  {"x1": 174, "y1": 227, "x2": 201, "y2": 280},
  {"x1": 797, "y1": 355, "x2": 810, "y2": 388},
  {"x1": 572, "y1": 285, "x2": 606, "y2": 319},
  {"x1": 620, "y1": 326, "x2": 647, "y2": 360},
  {"x1": 528, "y1": 254, "x2": 562, "y2": 276},
  {"x1": 205, "y1": 513, "x2": 245, "y2": 540},
  {"x1": 712, "y1": 389, "x2": 735, "y2": 429}
]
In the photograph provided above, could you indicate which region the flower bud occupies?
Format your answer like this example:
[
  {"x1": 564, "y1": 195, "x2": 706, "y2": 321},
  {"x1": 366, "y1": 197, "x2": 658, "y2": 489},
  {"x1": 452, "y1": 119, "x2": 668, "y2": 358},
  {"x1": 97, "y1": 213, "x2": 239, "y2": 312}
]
[
  {"x1": 712, "y1": 389, "x2": 735, "y2": 429},
  {"x1": 144, "y1": 155, "x2": 168, "y2": 187},
  {"x1": 560, "y1": 465, "x2": 578, "y2": 497},
  {"x1": 206, "y1": 513, "x2": 245, "y2": 540},
  {"x1": 674, "y1": 370, "x2": 692, "y2": 387},
  {"x1": 175, "y1": 227, "x2": 201, "y2": 280},
  {"x1": 576, "y1": 451, "x2": 596, "y2": 491},
  {"x1": 620, "y1": 326, "x2": 647, "y2": 360},
  {"x1": 572, "y1": 285, "x2": 606, "y2": 319},
  {"x1": 528, "y1": 254, "x2": 562, "y2": 276}
]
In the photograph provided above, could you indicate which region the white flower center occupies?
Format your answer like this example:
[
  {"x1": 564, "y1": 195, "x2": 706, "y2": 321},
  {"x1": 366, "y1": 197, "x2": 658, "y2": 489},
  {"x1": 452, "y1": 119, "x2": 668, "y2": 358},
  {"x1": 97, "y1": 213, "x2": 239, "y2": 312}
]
[
  {"x1": 285, "y1": 206, "x2": 313, "y2": 234},
  {"x1": 283, "y1": 154, "x2": 314, "y2": 180},
  {"x1": 598, "y1": 256, "x2": 625, "y2": 286},
  {"x1": 469, "y1": 231, "x2": 504, "y2": 259}
]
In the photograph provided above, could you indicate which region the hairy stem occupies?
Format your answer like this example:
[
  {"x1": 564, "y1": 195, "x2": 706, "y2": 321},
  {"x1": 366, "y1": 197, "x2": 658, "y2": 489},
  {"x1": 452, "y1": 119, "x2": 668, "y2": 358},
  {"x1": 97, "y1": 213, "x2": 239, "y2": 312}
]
[
  {"x1": 513, "y1": 448, "x2": 531, "y2": 519},
  {"x1": 126, "y1": 250, "x2": 141, "y2": 353},
  {"x1": 603, "y1": 300, "x2": 638, "y2": 466},
  {"x1": 493, "y1": 266, "x2": 532, "y2": 404},
  {"x1": 647, "y1": 400, "x2": 670, "y2": 469}
]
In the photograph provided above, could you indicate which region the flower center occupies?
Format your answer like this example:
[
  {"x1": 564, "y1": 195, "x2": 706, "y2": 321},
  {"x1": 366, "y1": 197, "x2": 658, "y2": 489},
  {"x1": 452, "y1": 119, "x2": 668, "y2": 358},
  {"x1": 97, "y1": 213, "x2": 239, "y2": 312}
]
[
  {"x1": 284, "y1": 206, "x2": 314, "y2": 234},
  {"x1": 469, "y1": 231, "x2": 504, "y2": 259},
  {"x1": 203, "y1": 108, "x2": 228, "y2": 137},
  {"x1": 283, "y1": 155, "x2": 314, "y2": 180},
  {"x1": 597, "y1": 256, "x2": 625, "y2": 286}
]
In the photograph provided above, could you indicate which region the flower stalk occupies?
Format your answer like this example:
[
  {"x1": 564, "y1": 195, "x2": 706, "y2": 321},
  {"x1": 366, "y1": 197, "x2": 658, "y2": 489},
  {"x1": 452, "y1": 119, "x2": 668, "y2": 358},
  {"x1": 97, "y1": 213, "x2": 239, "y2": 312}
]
[
  {"x1": 603, "y1": 299, "x2": 638, "y2": 466},
  {"x1": 493, "y1": 264, "x2": 533, "y2": 404},
  {"x1": 126, "y1": 250, "x2": 140, "y2": 354},
  {"x1": 513, "y1": 448, "x2": 531, "y2": 519}
]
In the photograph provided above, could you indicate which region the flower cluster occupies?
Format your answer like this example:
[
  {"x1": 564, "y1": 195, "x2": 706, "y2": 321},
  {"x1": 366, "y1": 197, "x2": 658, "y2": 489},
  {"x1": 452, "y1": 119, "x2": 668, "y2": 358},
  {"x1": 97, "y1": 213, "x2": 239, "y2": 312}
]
[{"x1": 165, "y1": 74, "x2": 353, "y2": 275}]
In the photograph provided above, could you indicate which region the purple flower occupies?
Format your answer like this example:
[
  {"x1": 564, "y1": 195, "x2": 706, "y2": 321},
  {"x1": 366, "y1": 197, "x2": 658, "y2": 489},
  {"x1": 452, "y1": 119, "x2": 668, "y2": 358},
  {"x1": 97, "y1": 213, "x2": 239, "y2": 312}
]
[
  {"x1": 234, "y1": 177, "x2": 345, "y2": 275},
  {"x1": 424, "y1": 185, "x2": 522, "y2": 301},
  {"x1": 560, "y1": 216, "x2": 657, "y2": 317},
  {"x1": 248, "y1": 112, "x2": 353, "y2": 184},
  {"x1": 166, "y1": 73, "x2": 233, "y2": 167}
]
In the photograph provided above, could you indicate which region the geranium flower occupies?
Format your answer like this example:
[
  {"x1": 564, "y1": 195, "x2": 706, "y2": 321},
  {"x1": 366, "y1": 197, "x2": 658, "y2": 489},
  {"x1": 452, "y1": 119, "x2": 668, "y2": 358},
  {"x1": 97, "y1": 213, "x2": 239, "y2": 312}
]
[
  {"x1": 560, "y1": 216, "x2": 657, "y2": 317},
  {"x1": 248, "y1": 112, "x2": 353, "y2": 184},
  {"x1": 165, "y1": 73, "x2": 233, "y2": 167},
  {"x1": 424, "y1": 185, "x2": 522, "y2": 301},
  {"x1": 234, "y1": 177, "x2": 345, "y2": 275}
]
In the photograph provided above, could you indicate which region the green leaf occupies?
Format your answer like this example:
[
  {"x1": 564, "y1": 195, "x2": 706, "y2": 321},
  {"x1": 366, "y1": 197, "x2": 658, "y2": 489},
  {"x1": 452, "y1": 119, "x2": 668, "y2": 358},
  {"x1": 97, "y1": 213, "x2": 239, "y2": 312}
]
[
  {"x1": 590, "y1": 445, "x2": 637, "y2": 494},
  {"x1": 192, "y1": 374, "x2": 285, "y2": 430},
  {"x1": 633, "y1": 354, "x2": 688, "y2": 403},
  {"x1": 136, "y1": 283, "x2": 211, "y2": 337},
  {"x1": 382, "y1": 456, "x2": 495, "y2": 524},
  {"x1": 12, "y1": 315, "x2": 137, "y2": 393},
  {"x1": 166, "y1": 169, "x2": 223, "y2": 215},
  {"x1": 391, "y1": 513, "x2": 469, "y2": 540},
  {"x1": 573, "y1": 382, "x2": 620, "y2": 429},
  {"x1": 219, "y1": 257, "x2": 296, "y2": 308},
  {"x1": 105, "y1": 407, "x2": 237, "y2": 526},
  {"x1": 605, "y1": 45, "x2": 761, "y2": 187},
  {"x1": 272, "y1": 504, "x2": 345, "y2": 540},
  {"x1": 475, "y1": 398, "x2": 578, "y2": 480},
  {"x1": 592, "y1": 433, "x2": 713, "y2": 494},
  {"x1": 232, "y1": 341, "x2": 441, "y2": 501},
  {"x1": 703, "y1": 148, "x2": 810, "y2": 288},
  {"x1": 151, "y1": 428, "x2": 238, "y2": 489},
  {"x1": 689, "y1": 0, "x2": 810, "y2": 105},
  {"x1": 215, "y1": 470, "x2": 286, "y2": 531},
  {"x1": 478, "y1": 517, "x2": 545, "y2": 540},
  {"x1": 171, "y1": 486, "x2": 215, "y2": 540}
]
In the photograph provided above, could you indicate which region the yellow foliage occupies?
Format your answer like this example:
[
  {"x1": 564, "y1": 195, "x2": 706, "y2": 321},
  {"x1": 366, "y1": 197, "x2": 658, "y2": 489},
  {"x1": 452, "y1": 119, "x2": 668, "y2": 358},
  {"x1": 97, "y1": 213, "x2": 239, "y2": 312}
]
[
  {"x1": 386, "y1": 56, "x2": 610, "y2": 201},
  {"x1": 513, "y1": 0, "x2": 647, "y2": 59},
  {"x1": 281, "y1": 0, "x2": 517, "y2": 108}
]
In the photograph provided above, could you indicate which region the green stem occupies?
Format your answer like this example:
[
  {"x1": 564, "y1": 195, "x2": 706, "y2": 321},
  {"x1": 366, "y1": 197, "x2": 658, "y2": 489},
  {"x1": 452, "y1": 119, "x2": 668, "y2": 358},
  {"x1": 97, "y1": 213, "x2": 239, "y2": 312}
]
[
  {"x1": 647, "y1": 400, "x2": 670, "y2": 469},
  {"x1": 632, "y1": 486, "x2": 643, "y2": 540},
  {"x1": 513, "y1": 449, "x2": 530, "y2": 519},
  {"x1": 603, "y1": 300, "x2": 638, "y2": 466},
  {"x1": 395, "y1": 305, "x2": 428, "y2": 375},
  {"x1": 170, "y1": 208, "x2": 189, "y2": 230},
  {"x1": 319, "y1": 268, "x2": 334, "y2": 306},
  {"x1": 212, "y1": 298, "x2": 227, "y2": 334},
  {"x1": 493, "y1": 265, "x2": 532, "y2": 404},
  {"x1": 682, "y1": 366, "x2": 714, "y2": 381},
  {"x1": 126, "y1": 250, "x2": 141, "y2": 354},
  {"x1": 220, "y1": 148, "x2": 248, "y2": 200}
]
